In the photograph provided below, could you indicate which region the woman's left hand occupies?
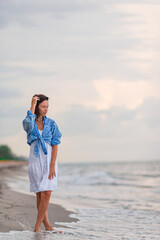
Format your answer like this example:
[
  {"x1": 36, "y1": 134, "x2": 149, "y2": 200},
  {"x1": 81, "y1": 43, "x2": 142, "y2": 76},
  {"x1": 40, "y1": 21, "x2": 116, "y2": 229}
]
[{"x1": 48, "y1": 164, "x2": 56, "y2": 180}]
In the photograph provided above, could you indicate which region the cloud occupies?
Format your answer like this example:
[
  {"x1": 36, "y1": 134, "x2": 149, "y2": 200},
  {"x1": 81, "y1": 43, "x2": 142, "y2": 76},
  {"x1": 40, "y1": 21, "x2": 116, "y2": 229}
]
[
  {"x1": 136, "y1": 97, "x2": 160, "y2": 128},
  {"x1": 2, "y1": 95, "x2": 159, "y2": 140},
  {"x1": 0, "y1": 118, "x2": 22, "y2": 138},
  {"x1": 1, "y1": 0, "x2": 159, "y2": 84},
  {"x1": 85, "y1": 79, "x2": 160, "y2": 110},
  {"x1": 0, "y1": 100, "x2": 28, "y2": 137},
  {"x1": 1, "y1": 0, "x2": 158, "y2": 29},
  {"x1": 0, "y1": 86, "x2": 22, "y2": 99},
  {"x1": 0, "y1": 64, "x2": 57, "y2": 82},
  {"x1": 0, "y1": 97, "x2": 159, "y2": 161},
  {"x1": 0, "y1": 0, "x2": 159, "y2": 162},
  {"x1": 58, "y1": 96, "x2": 160, "y2": 139},
  {"x1": 0, "y1": 0, "x2": 100, "y2": 28},
  {"x1": 0, "y1": 106, "x2": 25, "y2": 119},
  {"x1": 115, "y1": 2, "x2": 160, "y2": 78}
]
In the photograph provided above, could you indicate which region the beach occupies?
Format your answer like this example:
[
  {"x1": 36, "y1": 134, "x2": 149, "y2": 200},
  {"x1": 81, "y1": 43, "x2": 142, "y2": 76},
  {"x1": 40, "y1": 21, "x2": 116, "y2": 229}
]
[
  {"x1": 0, "y1": 162, "x2": 78, "y2": 233},
  {"x1": 0, "y1": 160, "x2": 160, "y2": 239}
]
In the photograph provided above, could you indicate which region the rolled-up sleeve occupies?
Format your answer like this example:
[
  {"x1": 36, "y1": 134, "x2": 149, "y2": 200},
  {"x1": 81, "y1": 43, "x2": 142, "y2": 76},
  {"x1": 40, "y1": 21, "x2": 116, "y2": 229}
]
[
  {"x1": 22, "y1": 110, "x2": 36, "y2": 134},
  {"x1": 51, "y1": 121, "x2": 62, "y2": 145}
]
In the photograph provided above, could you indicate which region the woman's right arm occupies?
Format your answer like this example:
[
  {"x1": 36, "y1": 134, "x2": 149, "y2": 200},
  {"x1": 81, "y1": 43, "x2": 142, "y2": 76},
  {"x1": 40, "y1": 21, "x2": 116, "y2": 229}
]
[
  {"x1": 22, "y1": 95, "x2": 39, "y2": 134},
  {"x1": 30, "y1": 95, "x2": 39, "y2": 114}
]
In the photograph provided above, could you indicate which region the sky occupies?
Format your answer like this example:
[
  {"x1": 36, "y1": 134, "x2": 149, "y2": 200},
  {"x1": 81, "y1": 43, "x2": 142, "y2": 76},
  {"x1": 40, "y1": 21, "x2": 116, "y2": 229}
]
[{"x1": 0, "y1": 0, "x2": 160, "y2": 163}]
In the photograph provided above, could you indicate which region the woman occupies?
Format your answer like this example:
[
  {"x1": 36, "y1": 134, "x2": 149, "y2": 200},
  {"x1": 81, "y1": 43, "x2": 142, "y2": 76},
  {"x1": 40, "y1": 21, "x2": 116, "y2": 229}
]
[{"x1": 22, "y1": 94, "x2": 62, "y2": 233}]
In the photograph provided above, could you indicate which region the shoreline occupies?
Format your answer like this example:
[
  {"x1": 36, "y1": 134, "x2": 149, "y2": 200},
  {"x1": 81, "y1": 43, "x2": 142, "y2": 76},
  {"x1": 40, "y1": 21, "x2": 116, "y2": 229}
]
[{"x1": 0, "y1": 162, "x2": 78, "y2": 232}]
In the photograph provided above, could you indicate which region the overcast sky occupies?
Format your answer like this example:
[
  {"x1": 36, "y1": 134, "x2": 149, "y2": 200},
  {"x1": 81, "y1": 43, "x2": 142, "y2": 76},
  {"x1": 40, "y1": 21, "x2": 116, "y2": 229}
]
[{"x1": 0, "y1": 0, "x2": 160, "y2": 163}]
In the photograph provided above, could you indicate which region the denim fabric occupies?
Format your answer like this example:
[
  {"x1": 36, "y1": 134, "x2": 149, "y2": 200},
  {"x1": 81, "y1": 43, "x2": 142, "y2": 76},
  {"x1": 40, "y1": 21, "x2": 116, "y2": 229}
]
[{"x1": 22, "y1": 110, "x2": 62, "y2": 157}]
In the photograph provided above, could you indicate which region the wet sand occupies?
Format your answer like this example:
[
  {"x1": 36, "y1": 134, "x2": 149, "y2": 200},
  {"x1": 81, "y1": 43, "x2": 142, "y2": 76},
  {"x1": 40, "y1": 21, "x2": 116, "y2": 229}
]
[{"x1": 0, "y1": 162, "x2": 78, "y2": 232}]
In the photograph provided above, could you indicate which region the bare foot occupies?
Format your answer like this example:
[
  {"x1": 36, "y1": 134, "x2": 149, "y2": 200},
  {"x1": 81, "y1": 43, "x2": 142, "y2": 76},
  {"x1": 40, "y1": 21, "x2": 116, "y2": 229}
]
[
  {"x1": 34, "y1": 225, "x2": 41, "y2": 232},
  {"x1": 45, "y1": 225, "x2": 55, "y2": 231},
  {"x1": 34, "y1": 227, "x2": 41, "y2": 232},
  {"x1": 45, "y1": 225, "x2": 62, "y2": 233}
]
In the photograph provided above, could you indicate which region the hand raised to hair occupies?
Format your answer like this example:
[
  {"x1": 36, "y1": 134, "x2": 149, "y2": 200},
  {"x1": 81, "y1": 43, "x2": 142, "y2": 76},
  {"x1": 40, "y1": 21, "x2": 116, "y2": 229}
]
[
  {"x1": 31, "y1": 95, "x2": 40, "y2": 106},
  {"x1": 30, "y1": 95, "x2": 40, "y2": 114}
]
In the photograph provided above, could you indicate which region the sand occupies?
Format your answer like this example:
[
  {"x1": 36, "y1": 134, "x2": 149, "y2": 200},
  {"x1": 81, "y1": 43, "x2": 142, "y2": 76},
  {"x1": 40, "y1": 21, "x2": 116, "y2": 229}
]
[{"x1": 0, "y1": 162, "x2": 78, "y2": 232}]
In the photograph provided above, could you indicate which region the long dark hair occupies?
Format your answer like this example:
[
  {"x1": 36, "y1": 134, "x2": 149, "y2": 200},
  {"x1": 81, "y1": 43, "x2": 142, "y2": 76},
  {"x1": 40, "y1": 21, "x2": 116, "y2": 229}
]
[{"x1": 33, "y1": 94, "x2": 49, "y2": 117}]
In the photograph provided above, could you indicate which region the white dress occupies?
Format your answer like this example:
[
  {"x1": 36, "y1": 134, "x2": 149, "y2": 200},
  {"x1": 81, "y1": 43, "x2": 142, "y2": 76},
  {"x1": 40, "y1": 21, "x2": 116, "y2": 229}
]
[{"x1": 28, "y1": 129, "x2": 58, "y2": 193}]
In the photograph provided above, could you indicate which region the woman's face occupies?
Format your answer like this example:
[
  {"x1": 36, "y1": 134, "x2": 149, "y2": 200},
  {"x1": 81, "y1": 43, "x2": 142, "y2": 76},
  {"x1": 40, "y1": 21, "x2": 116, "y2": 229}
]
[{"x1": 38, "y1": 100, "x2": 49, "y2": 116}]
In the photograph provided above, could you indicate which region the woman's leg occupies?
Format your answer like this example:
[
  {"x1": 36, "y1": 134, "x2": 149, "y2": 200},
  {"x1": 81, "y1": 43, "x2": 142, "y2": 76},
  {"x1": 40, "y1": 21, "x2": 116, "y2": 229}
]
[
  {"x1": 34, "y1": 191, "x2": 51, "y2": 232},
  {"x1": 36, "y1": 192, "x2": 51, "y2": 229},
  {"x1": 35, "y1": 191, "x2": 62, "y2": 233}
]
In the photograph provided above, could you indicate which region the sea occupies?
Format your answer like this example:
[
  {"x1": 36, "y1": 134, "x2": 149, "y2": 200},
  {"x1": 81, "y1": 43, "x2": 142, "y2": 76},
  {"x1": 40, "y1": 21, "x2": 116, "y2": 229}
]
[{"x1": 0, "y1": 160, "x2": 160, "y2": 240}]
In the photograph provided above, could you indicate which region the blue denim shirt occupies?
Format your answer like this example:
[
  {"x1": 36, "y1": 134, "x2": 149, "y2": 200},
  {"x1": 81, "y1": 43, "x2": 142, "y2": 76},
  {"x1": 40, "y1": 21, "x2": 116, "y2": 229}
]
[{"x1": 22, "y1": 110, "x2": 62, "y2": 158}]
